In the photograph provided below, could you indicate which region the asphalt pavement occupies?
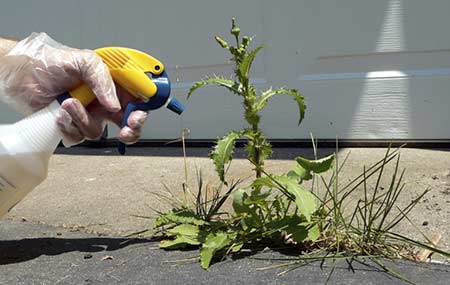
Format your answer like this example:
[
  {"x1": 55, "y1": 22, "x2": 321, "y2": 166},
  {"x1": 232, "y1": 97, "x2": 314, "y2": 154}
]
[{"x1": 1, "y1": 219, "x2": 450, "y2": 284}]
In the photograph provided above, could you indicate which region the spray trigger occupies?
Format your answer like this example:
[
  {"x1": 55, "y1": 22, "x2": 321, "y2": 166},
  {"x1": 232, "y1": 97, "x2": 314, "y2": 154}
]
[{"x1": 118, "y1": 71, "x2": 185, "y2": 155}]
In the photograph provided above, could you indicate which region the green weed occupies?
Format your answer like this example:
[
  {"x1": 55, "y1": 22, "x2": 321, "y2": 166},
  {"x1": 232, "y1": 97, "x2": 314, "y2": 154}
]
[
  {"x1": 188, "y1": 17, "x2": 305, "y2": 180},
  {"x1": 149, "y1": 18, "x2": 449, "y2": 281}
]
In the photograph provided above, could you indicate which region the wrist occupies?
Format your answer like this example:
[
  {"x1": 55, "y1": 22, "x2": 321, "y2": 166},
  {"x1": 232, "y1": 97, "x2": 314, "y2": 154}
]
[{"x1": 0, "y1": 37, "x2": 18, "y2": 57}]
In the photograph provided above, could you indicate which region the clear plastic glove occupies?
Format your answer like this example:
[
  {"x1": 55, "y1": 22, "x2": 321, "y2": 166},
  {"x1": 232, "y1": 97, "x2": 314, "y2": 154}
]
[
  {"x1": 0, "y1": 37, "x2": 17, "y2": 57},
  {"x1": 0, "y1": 32, "x2": 148, "y2": 146}
]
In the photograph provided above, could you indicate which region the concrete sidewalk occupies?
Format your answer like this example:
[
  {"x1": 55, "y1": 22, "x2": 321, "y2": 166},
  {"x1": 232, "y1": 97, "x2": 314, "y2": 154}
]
[
  {"x1": 4, "y1": 147, "x2": 450, "y2": 251},
  {"x1": 1, "y1": 219, "x2": 450, "y2": 284}
]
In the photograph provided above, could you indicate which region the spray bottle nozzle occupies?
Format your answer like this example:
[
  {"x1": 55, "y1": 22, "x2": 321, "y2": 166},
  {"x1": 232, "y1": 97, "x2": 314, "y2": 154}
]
[{"x1": 166, "y1": 97, "x2": 185, "y2": 115}]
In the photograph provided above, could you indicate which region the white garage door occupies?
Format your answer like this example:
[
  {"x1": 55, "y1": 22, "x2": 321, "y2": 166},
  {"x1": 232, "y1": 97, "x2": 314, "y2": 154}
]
[{"x1": 0, "y1": 0, "x2": 449, "y2": 140}]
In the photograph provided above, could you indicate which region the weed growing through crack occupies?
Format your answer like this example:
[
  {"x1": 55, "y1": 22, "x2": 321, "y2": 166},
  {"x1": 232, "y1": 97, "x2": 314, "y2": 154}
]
[
  {"x1": 152, "y1": 17, "x2": 326, "y2": 269},
  {"x1": 145, "y1": 18, "x2": 450, "y2": 283}
]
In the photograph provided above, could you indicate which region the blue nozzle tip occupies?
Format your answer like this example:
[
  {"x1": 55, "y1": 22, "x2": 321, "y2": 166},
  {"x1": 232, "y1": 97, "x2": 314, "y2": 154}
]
[{"x1": 166, "y1": 97, "x2": 185, "y2": 115}]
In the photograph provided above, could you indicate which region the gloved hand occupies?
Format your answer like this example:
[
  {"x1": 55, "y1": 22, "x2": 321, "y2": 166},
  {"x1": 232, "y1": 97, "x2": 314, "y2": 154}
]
[{"x1": 0, "y1": 32, "x2": 148, "y2": 146}]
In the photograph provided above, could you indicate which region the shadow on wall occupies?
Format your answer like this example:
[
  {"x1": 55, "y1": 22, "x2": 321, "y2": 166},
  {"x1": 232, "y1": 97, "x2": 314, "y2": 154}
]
[
  {"x1": 348, "y1": 0, "x2": 410, "y2": 139},
  {"x1": 300, "y1": 0, "x2": 450, "y2": 140},
  {"x1": 300, "y1": 0, "x2": 409, "y2": 140}
]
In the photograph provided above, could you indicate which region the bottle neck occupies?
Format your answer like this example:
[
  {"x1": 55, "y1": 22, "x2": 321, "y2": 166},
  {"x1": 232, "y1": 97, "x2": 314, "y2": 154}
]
[{"x1": 13, "y1": 101, "x2": 62, "y2": 154}]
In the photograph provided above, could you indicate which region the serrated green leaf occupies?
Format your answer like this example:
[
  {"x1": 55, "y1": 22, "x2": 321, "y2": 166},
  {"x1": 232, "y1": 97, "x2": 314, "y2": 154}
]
[
  {"x1": 255, "y1": 88, "x2": 306, "y2": 125},
  {"x1": 238, "y1": 45, "x2": 264, "y2": 84},
  {"x1": 167, "y1": 224, "x2": 199, "y2": 237},
  {"x1": 188, "y1": 77, "x2": 241, "y2": 98},
  {"x1": 153, "y1": 209, "x2": 207, "y2": 228},
  {"x1": 295, "y1": 153, "x2": 335, "y2": 174},
  {"x1": 200, "y1": 232, "x2": 231, "y2": 269},
  {"x1": 287, "y1": 164, "x2": 313, "y2": 181},
  {"x1": 159, "y1": 238, "x2": 186, "y2": 249},
  {"x1": 159, "y1": 235, "x2": 201, "y2": 249},
  {"x1": 211, "y1": 132, "x2": 241, "y2": 182}
]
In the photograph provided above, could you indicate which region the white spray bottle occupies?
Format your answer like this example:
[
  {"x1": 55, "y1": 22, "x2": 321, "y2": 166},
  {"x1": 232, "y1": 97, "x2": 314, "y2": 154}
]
[
  {"x1": 0, "y1": 102, "x2": 62, "y2": 216},
  {"x1": 0, "y1": 47, "x2": 184, "y2": 218}
]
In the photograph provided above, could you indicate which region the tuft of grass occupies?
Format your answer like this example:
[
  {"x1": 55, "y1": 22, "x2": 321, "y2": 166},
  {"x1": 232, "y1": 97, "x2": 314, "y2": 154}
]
[
  {"x1": 315, "y1": 145, "x2": 432, "y2": 258},
  {"x1": 253, "y1": 142, "x2": 450, "y2": 284}
]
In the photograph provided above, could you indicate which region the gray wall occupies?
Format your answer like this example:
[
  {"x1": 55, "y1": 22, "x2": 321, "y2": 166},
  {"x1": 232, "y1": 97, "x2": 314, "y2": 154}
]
[{"x1": 1, "y1": 0, "x2": 449, "y2": 140}]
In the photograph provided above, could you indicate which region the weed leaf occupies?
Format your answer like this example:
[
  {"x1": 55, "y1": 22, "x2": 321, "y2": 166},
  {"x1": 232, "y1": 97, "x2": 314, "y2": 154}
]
[
  {"x1": 238, "y1": 45, "x2": 264, "y2": 84},
  {"x1": 188, "y1": 77, "x2": 241, "y2": 98},
  {"x1": 272, "y1": 216, "x2": 319, "y2": 243},
  {"x1": 211, "y1": 132, "x2": 241, "y2": 182},
  {"x1": 153, "y1": 209, "x2": 208, "y2": 228},
  {"x1": 200, "y1": 232, "x2": 232, "y2": 269},
  {"x1": 251, "y1": 177, "x2": 277, "y2": 189},
  {"x1": 256, "y1": 88, "x2": 306, "y2": 125},
  {"x1": 244, "y1": 188, "x2": 271, "y2": 205},
  {"x1": 232, "y1": 189, "x2": 260, "y2": 230},
  {"x1": 167, "y1": 224, "x2": 200, "y2": 237},
  {"x1": 287, "y1": 164, "x2": 313, "y2": 181},
  {"x1": 278, "y1": 176, "x2": 317, "y2": 221},
  {"x1": 159, "y1": 235, "x2": 201, "y2": 249},
  {"x1": 296, "y1": 153, "x2": 335, "y2": 174},
  {"x1": 288, "y1": 224, "x2": 308, "y2": 243},
  {"x1": 231, "y1": 242, "x2": 244, "y2": 252},
  {"x1": 232, "y1": 189, "x2": 250, "y2": 214}
]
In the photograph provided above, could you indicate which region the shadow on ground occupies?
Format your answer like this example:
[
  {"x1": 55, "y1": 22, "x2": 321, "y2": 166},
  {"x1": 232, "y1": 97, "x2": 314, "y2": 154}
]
[{"x1": 0, "y1": 237, "x2": 154, "y2": 265}]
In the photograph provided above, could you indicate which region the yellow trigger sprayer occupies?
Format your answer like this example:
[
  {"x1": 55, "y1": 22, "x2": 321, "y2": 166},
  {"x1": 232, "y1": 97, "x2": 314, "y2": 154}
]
[
  {"x1": 58, "y1": 47, "x2": 185, "y2": 154},
  {"x1": 0, "y1": 47, "x2": 184, "y2": 217}
]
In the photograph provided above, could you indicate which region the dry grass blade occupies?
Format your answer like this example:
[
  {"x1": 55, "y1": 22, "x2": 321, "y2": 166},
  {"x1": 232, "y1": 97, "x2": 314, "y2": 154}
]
[
  {"x1": 414, "y1": 233, "x2": 442, "y2": 261},
  {"x1": 387, "y1": 231, "x2": 450, "y2": 258}
]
